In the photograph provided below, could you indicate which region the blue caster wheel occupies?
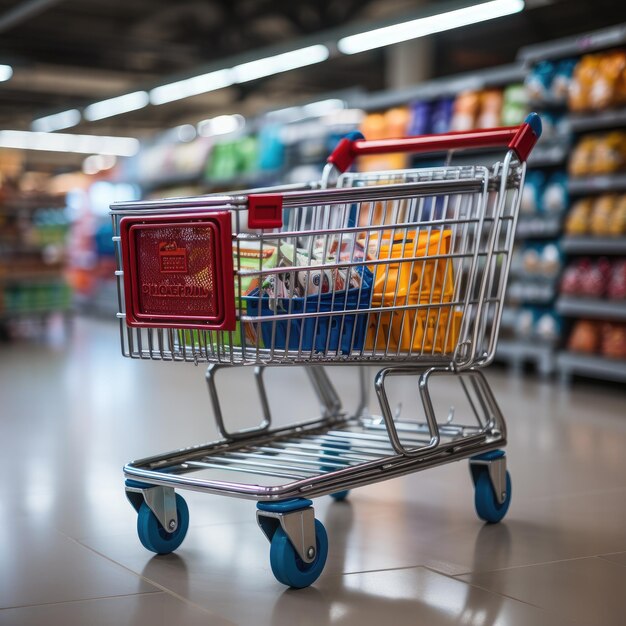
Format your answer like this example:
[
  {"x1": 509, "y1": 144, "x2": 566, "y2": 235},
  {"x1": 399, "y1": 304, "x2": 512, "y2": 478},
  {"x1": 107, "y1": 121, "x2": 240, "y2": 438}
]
[
  {"x1": 474, "y1": 470, "x2": 512, "y2": 524},
  {"x1": 330, "y1": 490, "x2": 350, "y2": 501},
  {"x1": 137, "y1": 493, "x2": 189, "y2": 554},
  {"x1": 269, "y1": 518, "x2": 328, "y2": 588}
]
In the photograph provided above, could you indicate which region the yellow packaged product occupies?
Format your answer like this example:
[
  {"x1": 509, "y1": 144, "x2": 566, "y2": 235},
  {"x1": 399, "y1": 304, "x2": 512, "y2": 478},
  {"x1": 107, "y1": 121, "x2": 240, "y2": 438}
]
[
  {"x1": 590, "y1": 195, "x2": 617, "y2": 236},
  {"x1": 365, "y1": 229, "x2": 462, "y2": 354}
]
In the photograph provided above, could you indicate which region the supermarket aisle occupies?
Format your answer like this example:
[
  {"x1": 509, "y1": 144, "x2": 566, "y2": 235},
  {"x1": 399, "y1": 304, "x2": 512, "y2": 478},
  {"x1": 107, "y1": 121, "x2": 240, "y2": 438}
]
[{"x1": 1, "y1": 316, "x2": 625, "y2": 626}]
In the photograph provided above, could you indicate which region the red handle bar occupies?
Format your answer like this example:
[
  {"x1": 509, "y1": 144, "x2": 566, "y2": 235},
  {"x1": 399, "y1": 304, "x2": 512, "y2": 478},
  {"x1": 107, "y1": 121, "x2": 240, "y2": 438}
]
[{"x1": 327, "y1": 112, "x2": 542, "y2": 173}]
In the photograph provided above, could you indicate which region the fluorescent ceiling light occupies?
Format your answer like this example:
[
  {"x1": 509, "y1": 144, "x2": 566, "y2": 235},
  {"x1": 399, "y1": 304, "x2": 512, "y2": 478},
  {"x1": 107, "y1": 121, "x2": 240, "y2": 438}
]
[
  {"x1": 150, "y1": 69, "x2": 234, "y2": 105},
  {"x1": 84, "y1": 91, "x2": 149, "y2": 121},
  {"x1": 197, "y1": 114, "x2": 245, "y2": 137},
  {"x1": 338, "y1": 0, "x2": 524, "y2": 54},
  {"x1": 31, "y1": 109, "x2": 81, "y2": 132},
  {"x1": 0, "y1": 130, "x2": 140, "y2": 156},
  {"x1": 0, "y1": 64, "x2": 12, "y2": 82},
  {"x1": 233, "y1": 45, "x2": 329, "y2": 83},
  {"x1": 302, "y1": 98, "x2": 345, "y2": 117}
]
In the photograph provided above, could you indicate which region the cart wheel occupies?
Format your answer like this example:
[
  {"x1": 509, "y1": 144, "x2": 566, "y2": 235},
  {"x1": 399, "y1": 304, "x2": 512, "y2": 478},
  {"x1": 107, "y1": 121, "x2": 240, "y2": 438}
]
[
  {"x1": 330, "y1": 490, "x2": 350, "y2": 501},
  {"x1": 137, "y1": 493, "x2": 189, "y2": 554},
  {"x1": 474, "y1": 470, "x2": 512, "y2": 524},
  {"x1": 269, "y1": 518, "x2": 328, "y2": 588}
]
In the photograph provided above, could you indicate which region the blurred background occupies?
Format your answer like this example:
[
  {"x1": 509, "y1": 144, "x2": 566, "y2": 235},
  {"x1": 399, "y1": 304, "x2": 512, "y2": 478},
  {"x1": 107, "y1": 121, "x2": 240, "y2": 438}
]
[{"x1": 2, "y1": 0, "x2": 626, "y2": 378}]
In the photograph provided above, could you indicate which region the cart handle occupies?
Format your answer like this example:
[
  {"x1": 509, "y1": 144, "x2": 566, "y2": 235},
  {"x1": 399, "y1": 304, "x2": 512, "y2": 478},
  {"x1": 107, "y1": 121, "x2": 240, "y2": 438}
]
[{"x1": 327, "y1": 112, "x2": 542, "y2": 173}]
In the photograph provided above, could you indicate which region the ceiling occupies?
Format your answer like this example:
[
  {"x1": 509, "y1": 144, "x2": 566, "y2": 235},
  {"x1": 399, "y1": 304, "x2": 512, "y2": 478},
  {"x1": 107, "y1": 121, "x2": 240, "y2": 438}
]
[{"x1": 1, "y1": 0, "x2": 626, "y2": 141}]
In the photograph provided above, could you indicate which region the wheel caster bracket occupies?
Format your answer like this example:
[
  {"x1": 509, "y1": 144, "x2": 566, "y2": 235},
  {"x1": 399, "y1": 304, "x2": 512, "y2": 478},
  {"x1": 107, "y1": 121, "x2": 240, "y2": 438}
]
[
  {"x1": 125, "y1": 483, "x2": 179, "y2": 533},
  {"x1": 257, "y1": 499, "x2": 317, "y2": 564},
  {"x1": 470, "y1": 452, "x2": 508, "y2": 506}
]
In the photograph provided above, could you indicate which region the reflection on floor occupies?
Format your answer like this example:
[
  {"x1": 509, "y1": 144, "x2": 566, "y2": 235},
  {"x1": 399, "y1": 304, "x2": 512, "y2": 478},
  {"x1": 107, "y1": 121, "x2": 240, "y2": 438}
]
[{"x1": 1, "y1": 317, "x2": 625, "y2": 625}]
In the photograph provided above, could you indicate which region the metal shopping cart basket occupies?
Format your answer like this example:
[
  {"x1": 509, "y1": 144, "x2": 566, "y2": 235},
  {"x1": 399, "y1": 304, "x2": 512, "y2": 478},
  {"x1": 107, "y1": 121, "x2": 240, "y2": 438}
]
[{"x1": 111, "y1": 114, "x2": 541, "y2": 588}]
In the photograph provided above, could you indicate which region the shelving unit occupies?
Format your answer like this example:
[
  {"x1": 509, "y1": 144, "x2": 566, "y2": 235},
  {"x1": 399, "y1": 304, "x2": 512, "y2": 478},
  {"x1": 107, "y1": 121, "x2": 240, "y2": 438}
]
[
  {"x1": 568, "y1": 174, "x2": 626, "y2": 195},
  {"x1": 556, "y1": 296, "x2": 626, "y2": 321},
  {"x1": 556, "y1": 351, "x2": 626, "y2": 383},
  {"x1": 0, "y1": 190, "x2": 72, "y2": 334},
  {"x1": 561, "y1": 237, "x2": 626, "y2": 254},
  {"x1": 514, "y1": 23, "x2": 626, "y2": 382}
]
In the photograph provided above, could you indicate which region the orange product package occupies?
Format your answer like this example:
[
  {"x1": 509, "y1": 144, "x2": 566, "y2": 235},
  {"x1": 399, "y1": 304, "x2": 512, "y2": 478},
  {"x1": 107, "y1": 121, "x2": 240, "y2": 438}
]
[{"x1": 365, "y1": 229, "x2": 462, "y2": 354}]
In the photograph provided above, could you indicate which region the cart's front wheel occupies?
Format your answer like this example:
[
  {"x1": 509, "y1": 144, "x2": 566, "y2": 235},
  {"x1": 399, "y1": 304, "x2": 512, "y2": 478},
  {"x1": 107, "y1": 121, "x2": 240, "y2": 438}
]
[
  {"x1": 269, "y1": 518, "x2": 328, "y2": 588},
  {"x1": 474, "y1": 470, "x2": 512, "y2": 524},
  {"x1": 330, "y1": 490, "x2": 350, "y2": 501},
  {"x1": 137, "y1": 493, "x2": 189, "y2": 554}
]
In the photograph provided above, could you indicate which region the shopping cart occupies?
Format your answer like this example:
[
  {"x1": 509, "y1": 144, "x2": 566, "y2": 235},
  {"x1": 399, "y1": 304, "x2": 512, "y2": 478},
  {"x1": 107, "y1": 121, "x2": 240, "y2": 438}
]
[{"x1": 111, "y1": 114, "x2": 541, "y2": 588}]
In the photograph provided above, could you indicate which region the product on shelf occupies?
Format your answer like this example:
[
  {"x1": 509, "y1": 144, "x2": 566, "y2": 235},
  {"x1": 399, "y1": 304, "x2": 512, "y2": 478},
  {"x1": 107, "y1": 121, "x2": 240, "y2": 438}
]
[
  {"x1": 569, "y1": 50, "x2": 626, "y2": 111},
  {"x1": 559, "y1": 257, "x2": 626, "y2": 299},
  {"x1": 541, "y1": 173, "x2": 568, "y2": 214},
  {"x1": 520, "y1": 171, "x2": 544, "y2": 215},
  {"x1": 430, "y1": 98, "x2": 454, "y2": 134},
  {"x1": 525, "y1": 60, "x2": 556, "y2": 102},
  {"x1": 568, "y1": 319, "x2": 600, "y2": 353},
  {"x1": 565, "y1": 198, "x2": 593, "y2": 235},
  {"x1": 408, "y1": 101, "x2": 432, "y2": 136},
  {"x1": 359, "y1": 108, "x2": 410, "y2": 171},
  {"x1": 601, "y1": 322, "x2": 626, "y2": 359},
  {"x1": 608, "y1": 260, "x2": 626, "y2": 299},
  {"x1": 450, "y1": 91, "x2": 481, "y2": 131},
  {"x1": 589, "y1": 194, "x2": 617, "y2": 236},
  {"x1": 501, "y1": 84, "x2": 527, "y2": 127},
  {"x1": 565, "y1": 194, "x2": 626, "y2": 236},
  {"x1": 568, "y1": 132, "x2": 626, "y2": 176},
  {"x1": 476, "y1": 90, "x2": 503, "y2": 129},
  {"x1": 580, "y1": 257, "x2": 611, "y2": 297}
]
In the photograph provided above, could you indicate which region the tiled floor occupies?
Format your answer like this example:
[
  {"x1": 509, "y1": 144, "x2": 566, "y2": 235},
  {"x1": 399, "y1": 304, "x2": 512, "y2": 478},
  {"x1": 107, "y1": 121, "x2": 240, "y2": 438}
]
[{"x1": 1, "y1": 317, "x2": 625, "y2": 625}]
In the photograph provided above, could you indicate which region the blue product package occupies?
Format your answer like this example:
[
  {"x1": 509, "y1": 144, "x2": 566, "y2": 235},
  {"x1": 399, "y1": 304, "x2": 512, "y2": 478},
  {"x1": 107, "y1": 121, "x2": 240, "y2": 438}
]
[
  {"x1": 245, "y1": 267, "x2": 373, "y2": 354},
  {"x1": 431, "y1": 98, "x2": 454, "y2": 135},
  {"x1": 408, "y1": 101, "x2": 432, "y2": 136}
]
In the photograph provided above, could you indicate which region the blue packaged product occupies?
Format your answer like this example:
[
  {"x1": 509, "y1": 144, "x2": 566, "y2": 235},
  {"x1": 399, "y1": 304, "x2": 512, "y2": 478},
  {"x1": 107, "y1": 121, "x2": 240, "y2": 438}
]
[{"x1": 245, "y1": 267, "x2": 373, "y2": 354}]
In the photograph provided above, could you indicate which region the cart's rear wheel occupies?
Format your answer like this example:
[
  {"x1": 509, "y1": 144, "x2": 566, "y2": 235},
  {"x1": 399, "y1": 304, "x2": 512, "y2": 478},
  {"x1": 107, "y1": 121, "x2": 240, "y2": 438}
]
[
  {"x1": 269, "y1": 518, "x2": 328, "y2": 588},
  {"x1": 137, "y1": 493, "x2": 189, "y2": 554},
  {"x1": 330, "y1": 490, "x2": 350, "y2": 501},
  {"x1": 474, "y1": 470, "x2": 512, "y2": 524}
]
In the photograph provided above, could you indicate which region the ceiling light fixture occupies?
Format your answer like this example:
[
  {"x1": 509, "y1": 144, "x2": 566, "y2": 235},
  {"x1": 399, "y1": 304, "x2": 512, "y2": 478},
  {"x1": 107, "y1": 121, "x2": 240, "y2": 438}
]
[
  {"x1": 0, "y1": 130, "x2": 140, "y2": 156},
  {"x1": 0, "y1": 64, "x2": 13, "y2": 82},
  {"x1": 83, "y1": 91, "x2": 149, "y2": 121},
  {"x1": 31, "y1": 109, "x2": 81, "y2": 132},
  {"x1": 150, "y1": 69, "x2": 235, "y2": 105},
  {"x1": 232, "y1": 44, "x2": 330, "y2": 83},
  {"x1": 197, "y1": 114, "x2": 245, "y2": 137},
  {"x1": 337, "y1": 0, "x2": 525, "y2": 55}
]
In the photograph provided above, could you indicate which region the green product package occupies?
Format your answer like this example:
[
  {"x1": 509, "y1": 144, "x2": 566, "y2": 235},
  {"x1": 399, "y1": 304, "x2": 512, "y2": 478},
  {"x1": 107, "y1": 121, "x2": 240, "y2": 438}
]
[{"x1": 179, "y1": 241, "x2": 278, "y2": 350}]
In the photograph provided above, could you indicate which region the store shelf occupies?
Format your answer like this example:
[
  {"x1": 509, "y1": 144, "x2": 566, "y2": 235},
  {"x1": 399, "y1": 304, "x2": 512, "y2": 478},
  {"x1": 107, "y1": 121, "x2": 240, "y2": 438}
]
[
  {"x1": 568, "y1": 174, "x2": 626, "y2": 195},
  {"x1": 352, "y1": 63, "x2": 525, "y2": 112},
  {"x1": 561, "y1": 236, "x2": 626, "y2": 254},
  {"x1": 556, "y1": 351, "x2": 626, "y2": 383},
  {"x1": 568, "y1": 108, "x2": 626, "y2": 133},
  {"x1": 516, "y1": 215, "x2": 562, "y2": 239},
  {"x1": 519, "y1": 23, "x2": 626, "y2": 64},
  {"x1": 527, "y1": 139, "x2": 569, "y2": 167},
  {"x1": 556, "y1": 296, "x2": 626, "y2": 321},
  {"x1": 507, "y1": 281, "x2": 556, "y2": 304},
  {"x1": 495, "y1": 339, "x2": 555, "y2": 376},
  {"x1": 527, "y1": 96, "x2": 568, "y2": 111}
]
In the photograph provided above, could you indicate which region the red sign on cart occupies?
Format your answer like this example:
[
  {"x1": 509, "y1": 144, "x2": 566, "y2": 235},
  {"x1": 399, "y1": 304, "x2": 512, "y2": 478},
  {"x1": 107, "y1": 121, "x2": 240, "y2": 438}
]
[{"x1": 120, "y1": 213, "x2": 236, "y2": 330}]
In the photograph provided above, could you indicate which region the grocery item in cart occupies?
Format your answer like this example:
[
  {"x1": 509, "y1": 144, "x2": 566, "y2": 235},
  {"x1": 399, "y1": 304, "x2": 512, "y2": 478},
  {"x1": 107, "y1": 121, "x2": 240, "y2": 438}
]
[
  {"x1": 245, "y1": 262, "x2": 372, "y2": 354},
  {"x1": 364, "y1": 229, "x2": 461, "y2": 353}
]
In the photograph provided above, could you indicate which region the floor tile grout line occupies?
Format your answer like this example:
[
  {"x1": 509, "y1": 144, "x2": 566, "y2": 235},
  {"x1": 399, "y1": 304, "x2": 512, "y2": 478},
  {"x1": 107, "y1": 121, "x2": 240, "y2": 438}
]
[
  {"x1": 449, "y1": 553, "x2": 623, "y2": 577},
  {"x1": 420, "y1": 565, "x2": 554, "y2": 612},
  {"x1": 0, "y1": 591, "x2": 165, "y2": 612},
  {"x1": 597, "y1": 555, "x2": 626, "y2": 568},
  {"x1": 67, "y1": 536, "x2": 220, "y2": 618}
]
